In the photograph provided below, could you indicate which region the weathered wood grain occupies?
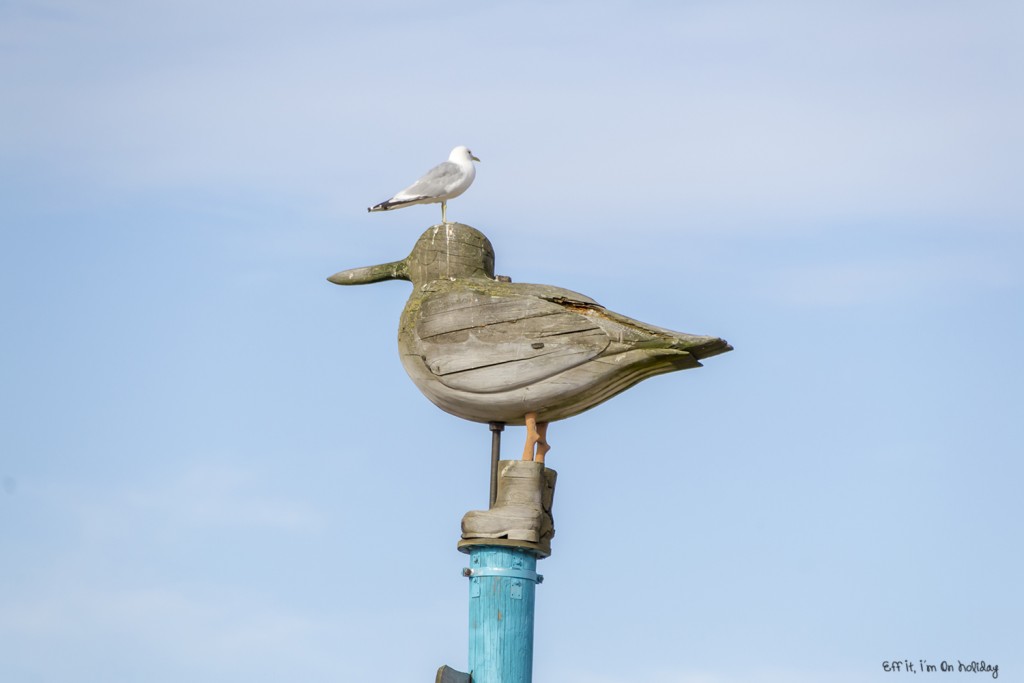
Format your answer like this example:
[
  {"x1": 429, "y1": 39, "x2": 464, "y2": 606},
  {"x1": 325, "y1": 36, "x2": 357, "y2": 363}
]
[{"x1": 328, "y1": 222, "x2": 732, "y2": 426}]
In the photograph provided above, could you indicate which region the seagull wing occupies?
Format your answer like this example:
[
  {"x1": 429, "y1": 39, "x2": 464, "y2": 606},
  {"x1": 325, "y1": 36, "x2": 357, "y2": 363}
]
[{"x1": 391, "y1": 161, "x2": 463, "y2": 203}]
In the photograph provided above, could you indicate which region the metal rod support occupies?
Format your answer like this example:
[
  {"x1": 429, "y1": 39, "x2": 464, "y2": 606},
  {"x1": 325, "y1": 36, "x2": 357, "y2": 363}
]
[{"x1": 489, "y1": 422, "x2": 504, "y2": 508}]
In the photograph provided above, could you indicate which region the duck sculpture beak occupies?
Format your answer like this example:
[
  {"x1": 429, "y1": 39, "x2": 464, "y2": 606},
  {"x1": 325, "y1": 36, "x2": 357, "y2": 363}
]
[{"x1": 327, "y1": 258, "x2": 410, "y2": 285}]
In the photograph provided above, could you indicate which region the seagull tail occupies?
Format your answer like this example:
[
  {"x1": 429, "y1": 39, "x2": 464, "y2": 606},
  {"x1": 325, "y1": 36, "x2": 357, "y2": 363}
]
[{"x1": 368, "y1": 196, "x2": 431, "y2": 213}]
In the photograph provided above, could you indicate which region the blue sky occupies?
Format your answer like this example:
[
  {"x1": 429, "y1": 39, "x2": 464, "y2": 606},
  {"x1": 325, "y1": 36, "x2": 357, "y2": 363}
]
[{"x1": 2, "y1": 1, "x2": 1022, "y2": 681}]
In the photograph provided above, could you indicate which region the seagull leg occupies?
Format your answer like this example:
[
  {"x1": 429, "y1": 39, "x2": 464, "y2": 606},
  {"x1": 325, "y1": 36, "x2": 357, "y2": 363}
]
[
  {"x1": 441, "y1": 201, "x2": 448, "y2": 224},
  {"x1": 522, "y1": 412, "x2": 550, "y2": 462},
  {"x1": 522, "y1": 413, "x2": 538, "y2": 460},
  {"x1": 535, "y1": 421, "x2": 550, "y2": 464}
]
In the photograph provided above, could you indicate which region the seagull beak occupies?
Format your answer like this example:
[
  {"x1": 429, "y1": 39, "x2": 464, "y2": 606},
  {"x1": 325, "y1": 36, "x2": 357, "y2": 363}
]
[
  {"x1": 327, "y1": 258, "x2": 410, "y2": 285},
  {"x1": 471, "y1": 154, "x2": 480, "y2": 162}
]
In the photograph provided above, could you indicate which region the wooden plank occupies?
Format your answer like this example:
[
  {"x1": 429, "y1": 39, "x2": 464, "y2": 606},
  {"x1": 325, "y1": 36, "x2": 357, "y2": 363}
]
[
  {"x1": 414, "y1": 290, "x2": 611, "y2": 391},
  {"x1": 427, "y1": 330, "x2": 610, "y2": 393},
  {"x1": 418, "y1": 294, "x2": 568, "y2": 339}
]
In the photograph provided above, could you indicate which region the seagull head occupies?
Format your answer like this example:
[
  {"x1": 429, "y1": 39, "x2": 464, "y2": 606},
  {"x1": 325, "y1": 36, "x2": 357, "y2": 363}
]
[{"x1": 450, "y1": 146, "x2": 480, "y2": 163}]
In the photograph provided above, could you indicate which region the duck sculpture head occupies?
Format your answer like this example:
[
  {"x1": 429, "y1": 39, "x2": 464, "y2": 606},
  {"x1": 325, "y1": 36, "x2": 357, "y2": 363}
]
[
  {"x1": 329, "y1": 223, "x2": 731, "y2": 462},
  {"x1": 328, "y1": 222, "x2": 495, "y2": 287}
]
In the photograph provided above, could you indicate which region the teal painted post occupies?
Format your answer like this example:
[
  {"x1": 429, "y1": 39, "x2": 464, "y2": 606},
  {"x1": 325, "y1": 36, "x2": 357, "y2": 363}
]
[{"x1": 466, "y1": 546, "x2": 541, "y2": 683}]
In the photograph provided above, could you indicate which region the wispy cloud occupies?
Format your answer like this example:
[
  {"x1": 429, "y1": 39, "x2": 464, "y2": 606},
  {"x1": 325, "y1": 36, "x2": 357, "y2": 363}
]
[
  {"x1": 757, "y1": 249, "x2": 1018, "y2": 307},
  {"x1": 552, "y1": 666, "x2": 864, "y2": 683},
  {"x1": 123, "y1": 462, "x2": 326, "y2": 532},
  {"x1": 0, "y1": 584, "x2": 340, "y2": 680},
  {"x1": 0, "y1": 577, "x2": 464, "y2": 682},
  {"x1": 2, "y1": 1, "x2": 1020, "y2": 235}
]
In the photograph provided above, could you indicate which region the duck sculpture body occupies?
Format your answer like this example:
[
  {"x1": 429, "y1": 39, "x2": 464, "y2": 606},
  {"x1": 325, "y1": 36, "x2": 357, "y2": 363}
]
[{"x1": 329, "y1": 223, "x2": 731, "y2": 462}]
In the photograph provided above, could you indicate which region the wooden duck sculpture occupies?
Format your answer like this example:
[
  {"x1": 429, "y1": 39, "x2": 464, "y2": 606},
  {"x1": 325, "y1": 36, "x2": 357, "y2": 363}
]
[{"x1": 328, "y1": 223, "x2": 731, "y2": 462}]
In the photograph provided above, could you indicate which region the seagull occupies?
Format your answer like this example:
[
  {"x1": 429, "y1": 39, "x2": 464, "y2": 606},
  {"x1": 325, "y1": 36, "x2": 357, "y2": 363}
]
[{"x1": 368, "y1": 146, "x2": 480, "y2": 224}]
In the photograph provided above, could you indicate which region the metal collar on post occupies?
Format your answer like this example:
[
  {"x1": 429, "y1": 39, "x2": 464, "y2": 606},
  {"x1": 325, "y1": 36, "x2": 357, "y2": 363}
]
[{"x1": 462, "y1": 566, "x2": 543, "y2": 584}]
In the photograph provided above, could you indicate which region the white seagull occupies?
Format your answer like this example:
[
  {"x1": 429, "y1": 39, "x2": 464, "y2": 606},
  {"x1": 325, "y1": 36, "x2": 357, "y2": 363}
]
[{"x1": 368, "y1": 146, "x2": 480, "y2": 224}]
